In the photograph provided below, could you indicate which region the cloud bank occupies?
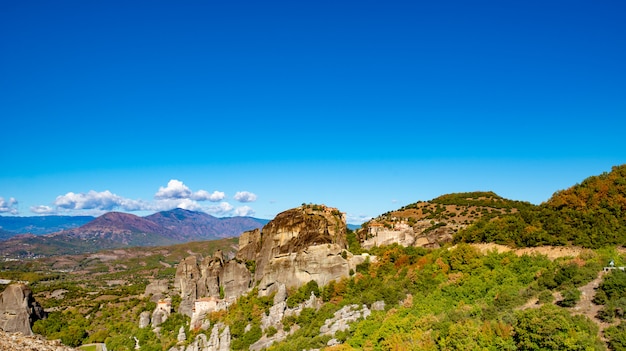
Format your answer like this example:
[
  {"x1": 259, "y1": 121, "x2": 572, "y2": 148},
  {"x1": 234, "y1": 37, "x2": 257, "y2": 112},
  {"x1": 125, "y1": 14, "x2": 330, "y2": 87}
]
[
  {"x1": 30, "y1": 179, "x2": 257, "y2": 217},
  {"x1": 30, "y1": 205, "x2": 54, "y2": 214},
  {"x1": 54, "y1": 190, "x2": 147, "y2": 211},
  {"x1": 234, "y1": 205, "x2": 255, "y2": 216},
  {"x1": 234, "y1": 191, "x2": 257, "y2": 202},
  {"x1": 0, "y1": 197, "x2": 18, "y2": 215}
]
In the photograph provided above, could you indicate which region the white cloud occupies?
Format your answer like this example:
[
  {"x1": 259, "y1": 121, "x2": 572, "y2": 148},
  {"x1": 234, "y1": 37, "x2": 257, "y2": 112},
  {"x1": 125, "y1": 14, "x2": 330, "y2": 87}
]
[
  {"x1": 234, "y1": 191, "x2": 257, "y2": 203},
  {"x1": 0, "y1": 197, "x2": 18, "y2": 215},
  {"x1": 54, "y1": 190, "x2": 148, "y2": 212},
  {"x1": 234, "y1": 206, "x2": 255, "y2": 217},
  {"x1": 35, "y1": 182, "x2": 257, "y2": 217},
  {"x1": 192, "y1": 190, "x2": 225, "y2": 202},
  {"x1": 173, "y1": 199, "x2": 203, "y2": 211},
  {"x1": 155, "y1": 179, "x2": 225, "y2": 203},
  {"x1": 155, "y1": 179, "x2": 192, "y2": 199},
  {"x1": 346, "y1": 213, "x2": 373, "y2": 225},
  {"x1": 30, "y1": 205, "x2": 54, "y2": 214},
  {"x1": 205, "y1": 202, "x2": 234, "y2": 216}
]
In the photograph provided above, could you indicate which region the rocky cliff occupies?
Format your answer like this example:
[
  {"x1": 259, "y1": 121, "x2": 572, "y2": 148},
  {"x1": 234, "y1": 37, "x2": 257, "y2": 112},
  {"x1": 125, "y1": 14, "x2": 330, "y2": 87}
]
[
  {"x1": 0, "y1": 284, "x2": 46, "y2": 335},
  {"x1": 252, "y1": 204, "x2": 349, "y2": 296},
  {"x1": 175, "y1": 204, "x2": 357, "y2": 317}
]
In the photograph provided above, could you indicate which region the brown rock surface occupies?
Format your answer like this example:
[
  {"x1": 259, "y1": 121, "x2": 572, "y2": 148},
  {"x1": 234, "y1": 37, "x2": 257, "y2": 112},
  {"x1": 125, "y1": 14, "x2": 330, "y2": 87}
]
[
  {"x1": 175, "y1": 204, "x2": 351, "y2": 309},
  {"x1": 0, "y1": 330, "x2": 78, "y2": 351},
  {"x1": 253, "y1": 205, "x2": 348, "y2": 295},
  {"x1": 0, "y1": 284, "x2": 46, "y2": 335}
]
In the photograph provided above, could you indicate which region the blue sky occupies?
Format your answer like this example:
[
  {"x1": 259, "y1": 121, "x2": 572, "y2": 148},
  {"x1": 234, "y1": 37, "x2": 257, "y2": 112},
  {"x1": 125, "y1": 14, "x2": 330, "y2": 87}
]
[{"x1": 1, "y1": 1, "x2": 625, "y2": 224}]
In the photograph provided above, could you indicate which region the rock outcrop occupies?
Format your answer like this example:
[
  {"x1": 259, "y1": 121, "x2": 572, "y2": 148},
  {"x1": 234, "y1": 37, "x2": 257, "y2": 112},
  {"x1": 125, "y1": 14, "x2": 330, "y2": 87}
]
[
  {"x1": 168, "y1": 323, "x2": 230, "y2": 351},
  {"x1": 250, "y1": 283, "x2": 321, "y2": 351},
  {"x1": 361, "y1": 219, "x2": 455, "y2": 249},
  {"x1": 139, "y1": 298, "x2": 172, "y2": 329},
  {"x1": 0, "y1": 329, "x2": 78, "y2": 351},
  {"x1": 175, "y1": 204, "x2": 354, "y2": 317},
  {"x1": 144, "y1": 279, "x2": 169, "y2": 302},
  {"x1": 248, "y1": 204, "x2": 349, "y2": 296},
  {"x1": 139, "y1": 311, "x2": 151, "y2": 329},
  {"x1": 320, "y1": 304, "x2": 371, "y2": 336},
  {"x1": 0, "y1": 284, "x2": 46, "y2": 335}
]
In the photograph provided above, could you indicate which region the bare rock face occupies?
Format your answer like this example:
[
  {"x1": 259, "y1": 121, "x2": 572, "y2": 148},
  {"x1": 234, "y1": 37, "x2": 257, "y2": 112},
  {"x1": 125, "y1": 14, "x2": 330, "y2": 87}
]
[
  {"x1": 139, "y1": 311, "x2": 151, "y2": 328},
  {"x1": 175, "y1": 256, "x2": 202, "y2": 317},
  {"x1": 362, "y1": 220, "x2": 455, "y2": 249},
  {"x1": 220, "y1": 261, "x2": 252, "y2": 299},
  {"x1": 319, "y1": 304, "x2": 371, "y2": 336},
  {"x1": 235, "y1": 229, "x2": 261, "y2": 262},
  {"x1": 254, "y1": 205, "x2": 348, "y2": 296},
  {"x1": 175, "y1": 204, "x2": 349, "y2": 315},
  {"x1": 175, "y1": 251, "x2": 244, "y2": 317},
  {"x1": 151, "y1": 298, "x2": 172, "y2": 328},
  {"x1": 197, "y1": 254, "x2": 224, "y2": 299},
  {"x1": 257, "y1": 243, "x2": 349, "y2": 296},
  {"x1": 144, "y1": 279, "x2": 169, "y2": 302},
  {"x1": 0, "y1": 284, "x2": 46, "y2": 335}
]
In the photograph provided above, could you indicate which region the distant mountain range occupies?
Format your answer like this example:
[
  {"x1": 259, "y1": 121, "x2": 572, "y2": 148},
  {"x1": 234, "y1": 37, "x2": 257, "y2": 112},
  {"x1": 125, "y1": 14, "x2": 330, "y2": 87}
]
[
  {"x1": 0, "y1": 209, "x2": 269, "y2": 257},
  {"x1": 0, "y1": 215, "x2": 94, "y2": 239},
  {"x1": 8, "y1": 164, "x2": 624, "y2": 258}
]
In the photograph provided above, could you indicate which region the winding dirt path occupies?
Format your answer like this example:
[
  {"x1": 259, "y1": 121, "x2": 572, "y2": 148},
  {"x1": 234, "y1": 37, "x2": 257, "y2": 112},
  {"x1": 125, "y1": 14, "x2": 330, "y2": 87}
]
[{"x1": 571, "y1": 270, "x2": 612, "y2": 342}]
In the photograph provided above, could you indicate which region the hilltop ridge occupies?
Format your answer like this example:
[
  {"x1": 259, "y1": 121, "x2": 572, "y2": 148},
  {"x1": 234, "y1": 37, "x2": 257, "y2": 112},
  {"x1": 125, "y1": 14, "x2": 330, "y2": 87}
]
[{"x1": 357, "y1": 190, "x2": 531, "y2": 249}]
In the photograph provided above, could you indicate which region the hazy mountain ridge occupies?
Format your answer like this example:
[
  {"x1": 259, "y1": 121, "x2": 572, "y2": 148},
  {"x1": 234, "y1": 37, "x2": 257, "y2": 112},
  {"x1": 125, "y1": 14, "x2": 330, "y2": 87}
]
[
  {"x1": 145, "y1": 208, "x2": 269, "y2": 241},
  {"x1": 0, "y1": 209, "x2": 267, "y2": 258},
  {"x1": 0, "y1": 215, "x2": 94, "y2": 238}
]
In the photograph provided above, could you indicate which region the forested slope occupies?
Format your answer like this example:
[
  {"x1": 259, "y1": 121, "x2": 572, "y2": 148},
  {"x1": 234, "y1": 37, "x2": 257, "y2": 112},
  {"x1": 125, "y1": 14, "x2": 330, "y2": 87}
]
[{"x1": 455, "y1": 165, "x2": 626, "y2": 248}]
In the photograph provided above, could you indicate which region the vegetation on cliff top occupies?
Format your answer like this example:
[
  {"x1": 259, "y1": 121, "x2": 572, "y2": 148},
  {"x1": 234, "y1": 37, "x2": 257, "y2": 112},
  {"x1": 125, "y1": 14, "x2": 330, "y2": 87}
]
[{"x1": 455, "y1": 165, "x2": 626, "y2": 248}]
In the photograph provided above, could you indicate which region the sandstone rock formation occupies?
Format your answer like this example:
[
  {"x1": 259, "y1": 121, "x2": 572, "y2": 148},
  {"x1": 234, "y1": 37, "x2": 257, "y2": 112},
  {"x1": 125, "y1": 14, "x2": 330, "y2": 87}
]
[
  {"x1": 175, "y1": 251, "x2": 242, "y2": 318},
  {"x1": 250, "y1": 283, "x2": 321, "y2": 351},
  {"x1": 248, "y1": 204, "x2": 349, "y2": 296},
  {"x1": 175, "y1": 204, "x2": 354, "y2": 318},
  {"x1": 320, "y1": 304, "x2": 372, "y2": 336},
  {"x1": 361, "y1": 219, "x2": 455, "y2": 249},
  {"x1": 144, "y1": 279, "x2": 169, "y2": 302},
  {"x1": 0, "y1": 284, "x2": 46, "y2": 335},
  {"x1": 139, "y1": 297, "x2": 174, "y2": 329},
  {"x1": 168, "y1": 323, "x2": 230, "y2": 351},
  {"x1": 139, "y1": 311, "x2": 151, "y2": 329}
]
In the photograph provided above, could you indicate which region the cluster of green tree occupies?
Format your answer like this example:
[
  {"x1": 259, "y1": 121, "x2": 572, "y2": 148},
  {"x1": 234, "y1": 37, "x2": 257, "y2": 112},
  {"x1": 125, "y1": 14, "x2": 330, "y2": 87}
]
[
  {"x1": 261, "y1": 244, "x2": 610, "y2": 350},
  {"x1": 0, "y1": 258, "x2": 62, "y2": 284},
  {"x1": 430, "y1": 191, "x2": 535, "y2": 211},
  {"x1": 33, "y1": 294, "x2": 188, "y2": 351},
  {"x1": 32, "y1": 309, "x2": 89, "y2": 347},
  {"x1": 218, "y1": 288, "x2": 274, "y2": 350},
  {"x1": 593, "y1": 269, "x2": 626, "y2": 350},
  {"x1": 0, "y1": 238, "x2": 239, "y2": 350},
  {"x1": 455, "y1": 165, "x2": 626, "y2": 248},
  {"x1": 286, "y1": 280, "x2": 320, "y2": 308}
]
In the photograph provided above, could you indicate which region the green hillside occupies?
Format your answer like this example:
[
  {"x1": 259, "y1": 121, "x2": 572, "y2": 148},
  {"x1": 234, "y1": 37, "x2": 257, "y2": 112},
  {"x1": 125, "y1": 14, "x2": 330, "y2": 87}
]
[
  {"x1": 455, "y1": 165, "x2": 626, "y2": 248},
  {"x1": 267, "y1": 244, "x2": 613, "y2": 350}
]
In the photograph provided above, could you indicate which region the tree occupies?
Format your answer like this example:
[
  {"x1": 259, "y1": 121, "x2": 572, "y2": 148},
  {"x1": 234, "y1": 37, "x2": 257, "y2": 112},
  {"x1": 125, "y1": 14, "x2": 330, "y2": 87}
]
[{"x1": 514, "y1": 305, "x2": 603, "y2": 350}]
